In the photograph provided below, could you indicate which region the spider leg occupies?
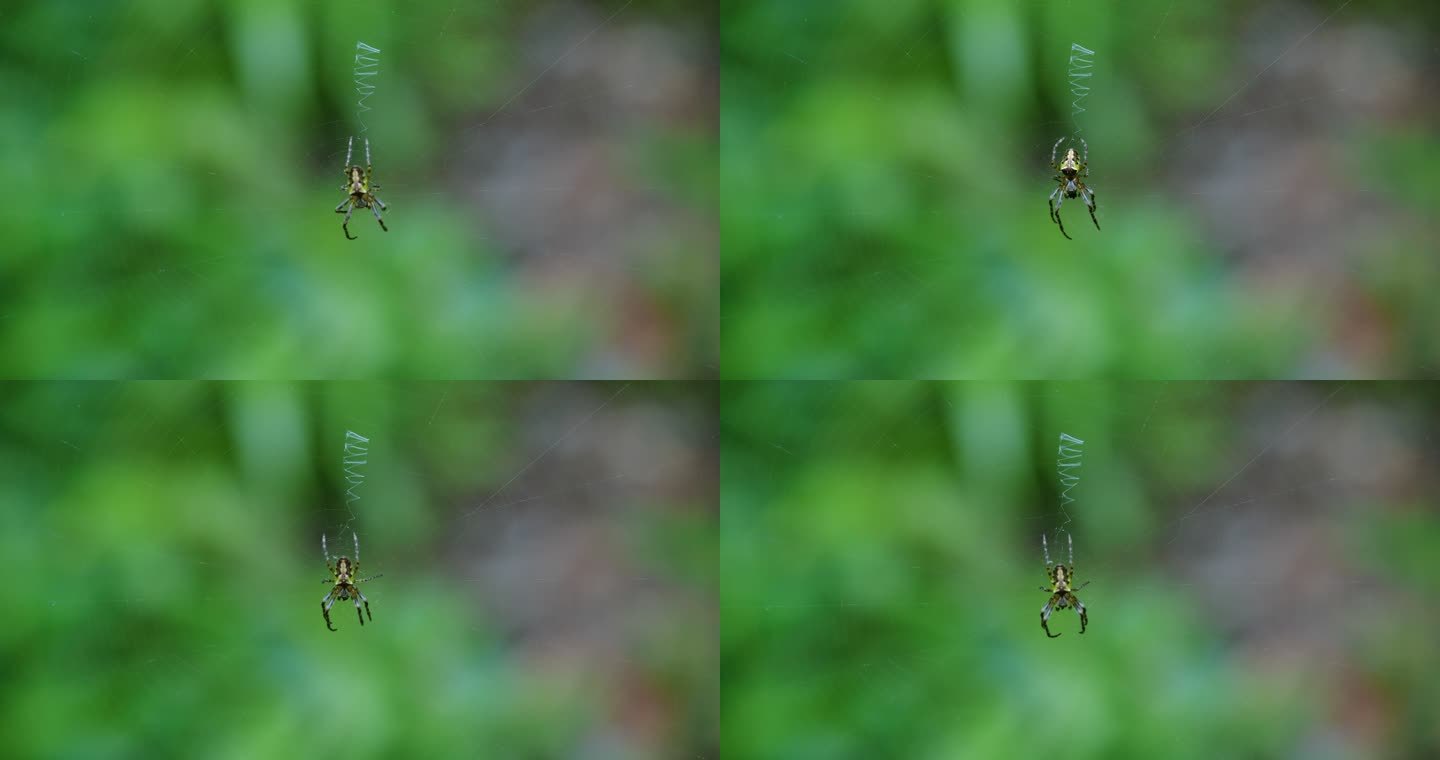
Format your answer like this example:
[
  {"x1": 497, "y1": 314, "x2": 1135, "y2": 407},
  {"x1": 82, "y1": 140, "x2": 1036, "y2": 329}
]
[
  {"x1": 1051, "y1": 136, "x2": 1064, "y2": 165},
  {"x1": 357, "y1": 589, "x2": 372, "y2": 622},
  {"x1": 1074, "y1": 580, "x2": 1091, "y2": 592},
  {"x1": 1074, "y1": 596, "x2": 1088, "y2": 634},
  {"x1": 374, "y1": 195, "x2": 387, "y2": 211},
  {"x1": 370, "y1": 203, "x2": 388, "y2": 232},
  {"x1": 1050, "y1": 192, "x2": 1072, "y2": 240},
  {"x1": 322, "y1": 590, "x2": 338, "y2": 632},
  {"x1": 354, "y1": 595, "x2": 366, "y2": 626},
  {"x1": 1042, "y1": 533, "x2": 1052, "y2": 566},
  {"x1": 345, "y1": 135, "x2": 353, "y2": 168},
  {"x1": 342, "y1": 205, "x2": 357, "y2": 240},
  {"x1": 1084, "y1": 188, "x2": 1100, "y2": 230},
  {"x1": 1079, "y1": 136, "x2": 1088, "y2": 164},
  {"x1": 1041, "y1": 598, "x2": 1061, "y2": 638}
]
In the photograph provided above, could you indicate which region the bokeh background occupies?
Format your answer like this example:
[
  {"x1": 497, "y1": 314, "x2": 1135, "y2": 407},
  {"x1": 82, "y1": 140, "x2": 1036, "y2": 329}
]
[
  {"x1": 723, "y1": 381, "x2": 1440, "y2": 757},
  {"x1": 1, "y1": 0, "x2": 716, "y2": 379},
  {"x1": 722, "y1": 0, "x2": 1440, "y2": 378},
  {"x1": 0, "y1": 381, "x2": 717, "y2": 757}
]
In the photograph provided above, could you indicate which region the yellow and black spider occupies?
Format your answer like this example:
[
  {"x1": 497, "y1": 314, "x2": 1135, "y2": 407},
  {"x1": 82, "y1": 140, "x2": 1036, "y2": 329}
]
[
  {"x1": 1039, "y1": 532, "x2": 1089, "y2": 638},
  {"x1": 321, "y1": 532, "x2": 382, "y2": 631},
  {"x1": 335, "y1": 136, "x2": 389, "y2": 240},
  {"x1": 1047, "y1": 136, "x2": 1100, "y2": 240}
]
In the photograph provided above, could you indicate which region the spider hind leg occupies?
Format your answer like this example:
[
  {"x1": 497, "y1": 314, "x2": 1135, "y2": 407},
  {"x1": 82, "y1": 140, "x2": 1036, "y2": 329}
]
[
  {"x1": 1041, "y1": 599, "x2": 1061, "y2": 638},
  {"x1": 322, "y1": 593, "x2": 338, "y2": 632},
  {"x1": 341, "y1": 205, "x2": 357, "y2": 240},
  {"x1": 1049, "y1": 194, "x2": 1072, "y2": 240}
]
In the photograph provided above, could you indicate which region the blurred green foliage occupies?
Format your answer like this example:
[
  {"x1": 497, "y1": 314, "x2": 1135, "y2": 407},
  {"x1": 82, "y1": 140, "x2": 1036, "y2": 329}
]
[
  {"x1": 721, "y1": 0, "x2": 1440, "y2": 378},
  {"x1": 0, "y1": 381, "x2": 717, "y2": 757},
  {"x1": 722, "y1": 381, "x2": 1440, "y2": 758},
  {"x1": 0, "y1": 0, "x2": 715, "y2": 378}
]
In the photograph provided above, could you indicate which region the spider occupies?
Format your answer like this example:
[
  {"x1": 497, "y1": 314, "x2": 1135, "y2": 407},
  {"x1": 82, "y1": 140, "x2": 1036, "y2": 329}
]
[
  {"x1": 335, "y1": 136, "x2": 388, "y2": 240},
  {"x1": 1047, "y1": 136, "x2": 1100, "y2": 240},
  {"x1": 1039, "y1": 532, "x2": 1089, "y2": 638},
  {"x1": 321, "y1": 531, "x2": 382, "y2": 631}
]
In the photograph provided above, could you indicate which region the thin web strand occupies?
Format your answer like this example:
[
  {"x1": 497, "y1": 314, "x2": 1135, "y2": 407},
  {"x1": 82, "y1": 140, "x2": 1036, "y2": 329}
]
[{"x1": 461, "y1": 383, "x2": 632, "y2": 519}]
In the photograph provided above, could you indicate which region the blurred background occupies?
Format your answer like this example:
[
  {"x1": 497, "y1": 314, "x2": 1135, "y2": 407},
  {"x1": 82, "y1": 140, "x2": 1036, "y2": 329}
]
[
  {"x1": 723, "y1": 381, "x2": 1440, "y2": 757},
  {"x1": 722, "y1": 0, "x2": 1440, "y2": 378},
  {"x1": 0, "y1": 381, "x2": 717, "y2": 757},
  {"x1": 0, "y1": 0, "x2": 716, "y2": 379}
]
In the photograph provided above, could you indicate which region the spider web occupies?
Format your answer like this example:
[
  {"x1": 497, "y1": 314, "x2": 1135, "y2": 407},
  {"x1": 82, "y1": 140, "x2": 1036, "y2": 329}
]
[
  {"x1": 3, "y1": 0, "x2": 717, "y2": 379},
  {"x1": 2, "y1": 381, "x2": 718, "y2": 756},
  {"x1": 721, "y1": 380, "x2": 1440, "y2": 756},
  {"x1": 720, "y1": 0, "x2": 1438, "y2": 378}
]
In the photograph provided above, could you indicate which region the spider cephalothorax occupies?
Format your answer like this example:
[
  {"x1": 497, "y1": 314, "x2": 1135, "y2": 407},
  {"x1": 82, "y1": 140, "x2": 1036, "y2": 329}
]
[
  {"x1": 1047, "y1": 136, "x2": 1100, "y2": 240},
  {"x1": 334, "y1": 136, "x2": 388, "y2": 240},
  {"x1": 321, "y1": 532, "x2": 382, "y2": 631},
  {"x1": 1040, "y1": 532, "x2": 1090, "y2": 638}
]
